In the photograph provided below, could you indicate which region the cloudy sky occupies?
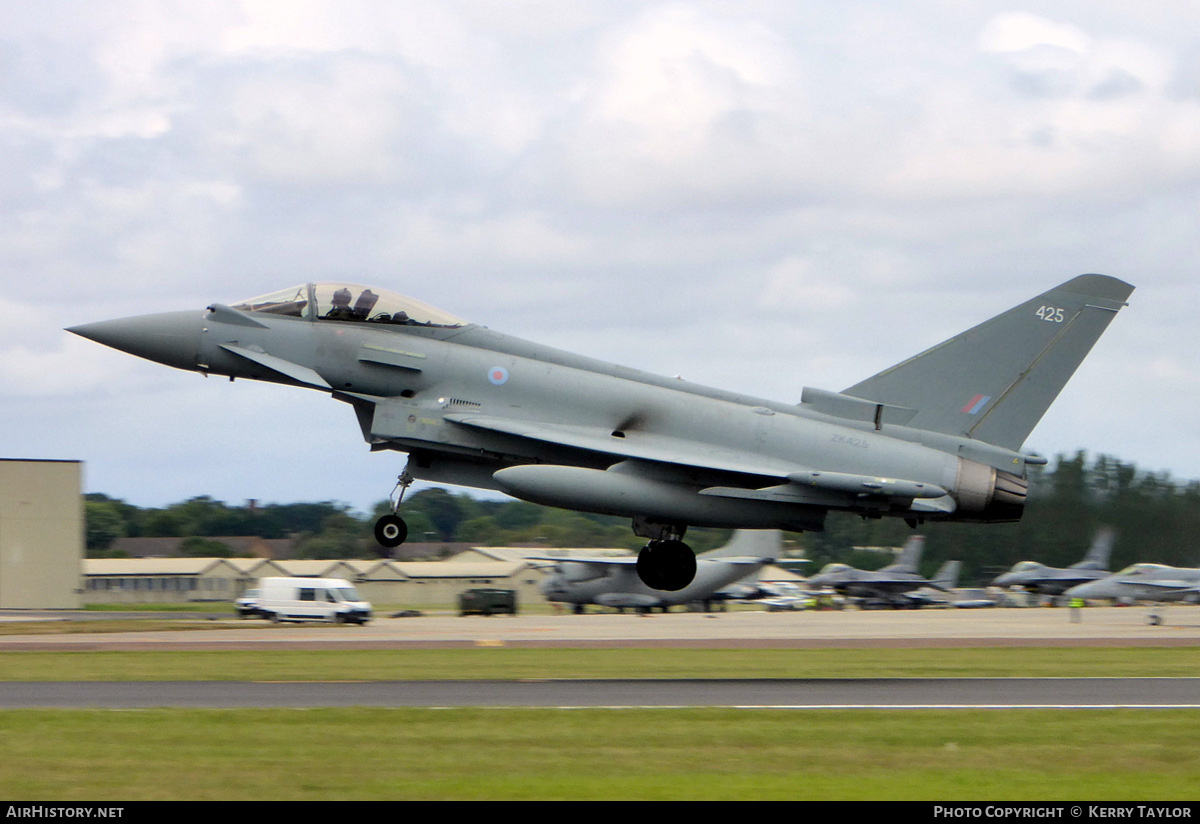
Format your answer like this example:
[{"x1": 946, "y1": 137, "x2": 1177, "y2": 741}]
[{"x1": 3, "y1": 0, "x2": 1198, "y2": 513}]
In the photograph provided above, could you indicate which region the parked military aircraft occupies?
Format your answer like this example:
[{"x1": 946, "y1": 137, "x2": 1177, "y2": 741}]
[
  {"x1": 1065, "y1": 563, "x2": 1200, "y2": 625},
  {"x1": 993, "y1": 527, "x2": 1115, "y2": 596},
  {"x1": 887, "y1": 562, "x2": 962, "y2": 608},
  {"x1": 68, "y1": 274, "x2": 1133, "y2": 592},
  {"x1": 1065, "y1": 564, "x2": 1200, "y2": 604},
  {"x1": 537, "y1": 529, "x2": 780, "y2": 612},
  {"x1": 805, "y1": 536, "x2": 960, "y2": 608}
]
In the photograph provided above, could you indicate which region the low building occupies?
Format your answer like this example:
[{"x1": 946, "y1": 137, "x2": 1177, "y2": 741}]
[
  {"x1": 80, "y1": 554, "x2": 545, "y2": 608},
  {"x1": 106, "y1": 535, "x2": 295, "y2": 559},
  {"x1": 357, "y1": 560, "x2": 541, "y2": 607},
  {"x1": 83, "y1": 558, "x2": 247, "y2": 604}
]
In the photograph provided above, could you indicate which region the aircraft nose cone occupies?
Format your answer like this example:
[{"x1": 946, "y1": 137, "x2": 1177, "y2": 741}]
[
  {"x1": 1064, "y1": 581, "x2": 1099, "y2": 599},
  {"x1": 67, "y1": 310, "x2": 204, "y2": 371}
]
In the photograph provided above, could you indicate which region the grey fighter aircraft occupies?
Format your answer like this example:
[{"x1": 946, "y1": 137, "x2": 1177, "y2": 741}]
[
  {"x1": 1064, "y1": 563, "x2": 1200, "y2": 604},
  {"x1": 1064, "y1": 563, "x2": 1200, "y2": 625},
  {"x1": 67, "y1": 274, "x2": 1133, "y2": 593},
  {"x1": 993, "y1": 527, "x2": 1115, "y2": 596},
  {"x1": 537, "y1": 529, "x2": 780, "y2": 612},
  {"x1": 805, "y1": 536, "x2": 960, "y2": 608}
]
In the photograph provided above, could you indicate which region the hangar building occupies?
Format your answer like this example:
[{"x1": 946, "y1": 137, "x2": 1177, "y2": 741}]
[{"x1": 0, "y1": 459, "x2": 83, "y2": 609}]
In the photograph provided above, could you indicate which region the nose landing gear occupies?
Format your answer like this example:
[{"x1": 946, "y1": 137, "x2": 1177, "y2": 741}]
[
  {"x1": 374, "y1": 466, "x2": 415, "y2": 550},
  {"x1": 374, "y1": 514, "x2": 408, "y2": 548}
]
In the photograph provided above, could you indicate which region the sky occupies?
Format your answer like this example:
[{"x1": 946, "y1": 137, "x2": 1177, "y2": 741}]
[{"x1": 3, "y1": 0, "x2": 1198, "y2": 514}]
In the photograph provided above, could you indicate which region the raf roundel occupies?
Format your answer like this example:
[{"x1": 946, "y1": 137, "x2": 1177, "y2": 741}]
[{"x1": 488, "y1": 366, "x2": 509, "y2": 386}]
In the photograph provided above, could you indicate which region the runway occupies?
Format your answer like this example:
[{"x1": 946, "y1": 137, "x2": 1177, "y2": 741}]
[
  {"x1": 1, "y1": 607, "x2": 1195, "y2": 709},
  {"x1": 1, "y1": 604, "x2": 1198, "y2": 650},
  {"x1": 2, "y1": 678, "x2": 1198, "y2": 709}
]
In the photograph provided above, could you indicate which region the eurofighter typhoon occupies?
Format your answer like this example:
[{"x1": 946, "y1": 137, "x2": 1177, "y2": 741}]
[{"x1": 68, "y1": 275, "x2": 1133, "y2": 592}]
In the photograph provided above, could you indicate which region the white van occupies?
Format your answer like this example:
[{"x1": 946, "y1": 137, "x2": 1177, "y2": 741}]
[{"x1": 256, "y1": 577, "x2": 372, "y2": 625}]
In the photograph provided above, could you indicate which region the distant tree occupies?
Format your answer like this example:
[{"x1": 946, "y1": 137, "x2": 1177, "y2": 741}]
[
  {"x1": 293, "y1": 509, "x2": 371, "y2": 559},
  {"x1": 404, "y1": 488, "x2": 469, "y2": 541},
  {"x1": 85, "y1": 500, "x2": 126, "y2": 553},
  {"x1": 493, "y1": 501, "x2": 544, "y2": 531},
  {"x1": 453, "y1": 516, "x2": 505, "y2": 546},
  {"x1": 177, "y1": 537, "x2": 236, "y2": 558},
  {"x1": 81, "y1": 450, "x2": 1200, "y2": 568}
]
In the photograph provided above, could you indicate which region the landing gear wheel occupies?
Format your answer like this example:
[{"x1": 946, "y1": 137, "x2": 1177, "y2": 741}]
[
  {"x1": 637, "y1": 539, "x2": 697, "y2": 592},
  {"x1": 637, "y1": 543, "x2": 664, "y2": 591},
  {"x1": 374, "y1": 514, "x2": 408, "y2": 548}
]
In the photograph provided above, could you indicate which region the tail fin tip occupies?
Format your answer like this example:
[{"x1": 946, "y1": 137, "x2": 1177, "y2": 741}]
[{"x1": 843, "y1": 273, "x2": 1135, "y2": 451}]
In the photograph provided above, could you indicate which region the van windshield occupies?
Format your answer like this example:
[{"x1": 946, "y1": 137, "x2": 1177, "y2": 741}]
[{"x1": 333, "y1": 586, "x2": 362, "y2": 602}]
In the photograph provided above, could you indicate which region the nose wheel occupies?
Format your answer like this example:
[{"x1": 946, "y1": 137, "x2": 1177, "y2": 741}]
[
  {"x1": 374, "y1": 465, "x2": 415, "y2": 551},
  {"x1": 374, "y1": 514, "x2": 408, "y2": 548}
]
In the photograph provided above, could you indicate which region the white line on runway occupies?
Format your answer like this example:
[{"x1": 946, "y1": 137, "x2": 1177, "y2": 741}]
[{"x1": 420, "y1": 704, "x2": 1200, "y2": 710}]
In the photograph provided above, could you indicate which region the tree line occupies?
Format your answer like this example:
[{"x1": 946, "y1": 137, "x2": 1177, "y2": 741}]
[
  {"x1": 85, "y1": 488, "x2": 738, "y2": 560},
  {"x1": 85, "y1": 452, "x2": 1200, "y2": 584}
]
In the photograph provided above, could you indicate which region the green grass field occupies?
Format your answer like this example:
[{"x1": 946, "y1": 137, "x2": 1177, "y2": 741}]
[
  {"x1": 1, "y1": 641, "x2": 1197, "y2": 799},
  {"x1": 0, "y1": 645, "x2": 1199, "y2": 680},
  {"x1": 0, "y1": 707, "x2": 1195, "y2": 800}
]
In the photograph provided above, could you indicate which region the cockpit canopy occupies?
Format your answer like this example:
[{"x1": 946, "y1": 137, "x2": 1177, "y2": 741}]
[
  {"x1": 1114, "y1": 563, "x2": 1171, "y2": 577},
  {"x1": 231, "y1": 283, "x2": 466, "y2": 328}
]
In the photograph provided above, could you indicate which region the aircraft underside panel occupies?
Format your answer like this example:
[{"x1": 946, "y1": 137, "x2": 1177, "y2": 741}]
[
  {"x1": 493, "y1": 463, "x2": 828, "y2": 532},
  {"x1": 443, "y1": 413, "x2": 801, "y2": 479}
]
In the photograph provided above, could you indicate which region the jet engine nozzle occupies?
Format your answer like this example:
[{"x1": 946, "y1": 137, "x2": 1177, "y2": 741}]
[{"x1": 952, "y1": 458, "x2": 1027, "y2": 523}]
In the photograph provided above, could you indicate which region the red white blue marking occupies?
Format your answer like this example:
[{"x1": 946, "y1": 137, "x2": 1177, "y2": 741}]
[
  {"x1": 962, "y1": 394, "x2": 991, "y2": 415},
  {"x1": 488, "y1": 366, "x2": 509, "y2": 386}
]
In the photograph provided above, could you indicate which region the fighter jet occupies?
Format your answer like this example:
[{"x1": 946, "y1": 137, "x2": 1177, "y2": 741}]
[
  {"x1": 537, "y1": 529, "x2": 780, "y2": 613},
  {"x1": 993, "y1": 527, "x2": 1115, "y2": 596},
  {"x1": 1064, "y1": 563, "x2": 1200, "y2": 604},
  {"x1": 805, "y1": 536, "x2": 960, "y2": 608},
  {"x1": 68, "y1": 274, "x2": 1133, "y2": 592},
  {"x1": 1065, "y1": 563, "x2": 1200, "y2": 625}
]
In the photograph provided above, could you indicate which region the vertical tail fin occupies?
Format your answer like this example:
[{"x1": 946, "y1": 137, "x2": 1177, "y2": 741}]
[
  {"x1": 843, "y1": 274, "x2": 1133, "y2": 451},
  {"x1": 1072, "y1": 527, "x2": 1115, "y2": 571},
  {"x1": 931, "y1": 560, "x2": 961, "y2": 591},
  {"x1": 882, "y1": 535, "x2": 924, "y2": 574},
  {"x1": 700, "y1": 529, "x2": 782, "y2": 561}
]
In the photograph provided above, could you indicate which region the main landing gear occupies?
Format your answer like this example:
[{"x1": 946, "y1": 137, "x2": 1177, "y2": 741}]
[
  {"x1": 631, "y1": 517, "x2": 697, "y2": 592},
  {"x1": 636, "y1": 538, "x2": 697, "y2": 592},
  {"x1": 374, "y1": 467, "x2": 415, "y2": 551}
]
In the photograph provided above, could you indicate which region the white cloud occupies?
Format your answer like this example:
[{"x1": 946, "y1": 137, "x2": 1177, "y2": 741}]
[
  {"x1": 558, "y1": 3, "x2": 813, "y2": 207},
  {"x1": 758, "y1": 257, "x2": 858, "y2": 314},
  {"x1": 979, "y1": 12, "x2": 1091, "y2": 57},
  {"x1": 205, "y1": 56, "x2": 421, "y2": 186}
]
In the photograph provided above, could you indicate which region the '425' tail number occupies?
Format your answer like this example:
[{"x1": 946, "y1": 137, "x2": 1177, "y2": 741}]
[{"x1": 1035, "y1": 305, "x2": 1065, "y2": 323}]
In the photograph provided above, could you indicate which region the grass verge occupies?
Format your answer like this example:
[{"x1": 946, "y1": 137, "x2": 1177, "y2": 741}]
[
  {"x1": 0, "y1": 708, "x2": 1195, "y2": 800},
  {"x1": 0, "y1": 646, "x2": 1198, "y2": 680}
]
